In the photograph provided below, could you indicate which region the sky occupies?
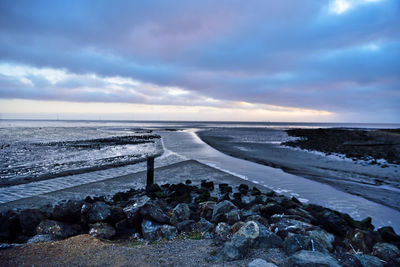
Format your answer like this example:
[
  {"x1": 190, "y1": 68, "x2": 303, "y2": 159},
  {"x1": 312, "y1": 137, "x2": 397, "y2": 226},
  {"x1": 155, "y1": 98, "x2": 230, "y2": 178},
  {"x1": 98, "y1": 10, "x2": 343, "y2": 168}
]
[{"x1": 0, "y1": 0, "x2": 399, "y2": 122}]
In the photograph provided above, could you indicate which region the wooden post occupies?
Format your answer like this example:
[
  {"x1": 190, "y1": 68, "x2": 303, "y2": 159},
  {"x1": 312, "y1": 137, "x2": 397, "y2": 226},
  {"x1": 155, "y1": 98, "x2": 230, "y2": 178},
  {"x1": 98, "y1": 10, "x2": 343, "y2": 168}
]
[{"x1": 146, "y1": 156, "x2": 154, "y2": 189}]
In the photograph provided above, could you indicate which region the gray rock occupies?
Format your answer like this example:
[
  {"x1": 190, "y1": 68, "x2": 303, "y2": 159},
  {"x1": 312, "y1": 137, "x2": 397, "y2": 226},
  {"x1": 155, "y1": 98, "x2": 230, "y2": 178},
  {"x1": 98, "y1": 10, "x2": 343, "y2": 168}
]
[
  {"x1": 211, "y1": 200, "x2": 237, "y2": 223},
  {"x1": 27, "y1": 234, "x2": 58, "y2": 244},
  {"x1": 171, "y1": 203, "x2": 191, "y2": 225},
  {"x1": 372, "y1": 242, "x2": 400, "y2": 262},
  {"x1": 35, "y1": 220, "x2": 77, "y2": 238},
  {"x1": 194, "y1": 218, "x2": 214, "y2": 233},
  {"x1": 222, "y1": 221, "x2": 282, "y2": 261},
  {"x1": 248, "y1": 258, "x2": 278, "y2": 267},
  {"x1": 87, "y1": 202, "x2": 111, "y2": 223},
  {"x1": 159, "y1": 225, "x2": 177, "y2": 240},
  {"x1": 226, "y1": 210, "x2": 241, "y2": 225},
  {"x1": 176, "y1": 220, "x2": 195, "y2": 233},
  {"x1": 215, "y1": 222, "x2": 231, "y2": 240},
  {"x1": 19, "y1": 209, "x2": 45, "y2": 236},
  {"x1": 271, "y1": 218, "x2": 314, "y2": 238},
  {"x1": 52, "y1": 200, "x2": 83, "y2": 223},
  {"x1": 89, "y1": 222, "x2": 116, "y2": 240},
  {"x1": 199, "y1": 201, "x2": 216, "y2": 220},
  {"x1": 140, "y1": 202, "x2": 170, "y2": 224},
  {"x1": 284, "y1": 233, "x2": 311, "y2": 255},
  {"x1": 355, "y1": 254, "x2": 383, "y2": 267},
  {"x1": 289, "y1": 250, "x2": 341, "y2": 267},
  {"x1": 141, "y1": 220, "x2": 162, "y2": 242},
  {"x1": 308, "y1": 230, "x2": 335, "y2": 253}
]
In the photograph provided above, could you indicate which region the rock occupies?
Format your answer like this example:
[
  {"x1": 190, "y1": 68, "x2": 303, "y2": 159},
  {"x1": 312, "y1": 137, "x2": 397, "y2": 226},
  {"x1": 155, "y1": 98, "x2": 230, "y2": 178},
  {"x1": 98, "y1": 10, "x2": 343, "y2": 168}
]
[
  {"x1": 19, "y1": 209, "x2": 45, "y2": 236},
  {"x1": 35, "y1": 220, "x2": 77, "y2": 238},
  {"x1": 194, "y1": 218, "x2": 214, "y2": 235},
  {"x1": 201, "y1": 180, "x2": 214, "y2": 191},
  {"x1": 308, "y1": 230, "x2": 335, "y2": 253},
  {"x1": 248, "y1": 258, "x2": 278, "y2": 267},
  {"x1": 89, "y1": 222, "x2": 116, "y2": 239},
  {"x1": 86, "y1": 202, "x2": 111, "y2": 223},
  {"x1": 284, "y1": 233, "x2": 311, "y2": 255},
  {"x1": 349, "y1": 229, "x2": 377, "y2": 253},
  {"x1": 195, "y1": 189, "x2": 214, "y2": 203},
  {"x1": 232, "y1": 221, "x2": 245, "y2": 234},
  {"x1": 219, "y1": 183, "x2": 232, "y2": 194},
  {"x1": 170, "y1": 183, "x2": 192, "y2": 203},
  {"x1": 271, "y1": 218, "x2": 314, "y2": 239},
  {"x1": 226, "y1": 210, "x2": 241, "y2": 225},
  {"x1": 27, "y1": 234, "x2": 58, "y2": 244},
  {"x1": 288, "y1": 250, "x2": 341, "y2": 267},
  {"x1": 176, "y1": 220, "x2": 195, "y2": 233},
  {"x1": 377, "y1": 226, "x2": 400, "y2": 244},
  {"x1": 246, "y1": 215, "x2": 269, "y2": 226},
  {"x1": 211, "y1": 200, "x2": 237, "y2": 223},
  {"x1": 238, "y1": 184, "x2": 249, "y2": 194},
  {"x1": 123, "y1": 196, "x2": 151, "y2": 227},
  {"x1": 159, "y1": 225, "x2": 177, "y2": 240},
  {"x1": 0, "y1": 210, "x2": 20, "y2": 242},
  {"x1": 372, "y1": 242, "x2": 400, "y2": 262},
  {"x1": 141, "y1": 220, "x2": 162, "y2": 242},
  {"x1": 259, "y1": 203, "x2": 285, "y2": 218},
  {"x1": 250, "y1": 187, "x2": 261, "y2": 196},
  {"x1": 215, "y1": 222, "x2": 231, "y2": 240},
  {"x1": 306, "y1": 205, "x2": 350, "y2": 236},
  {"x1": 222, "y1": 221, "x2": 282, "y2": 261},
  {"x1": 140, "y1": 202, "x2": 170, "y2": 224},
  {"x1": 355, "y1": 254, "x2": 383, "y2": 267},
  {"x1": 52, "y1": 200, "x2": 82, "y2": 223},
  {"x1": 199, "y1": 201, "x2": 216, "y2": 220},
  {"x1": 109, "y1": 206, "x2": 126, "y2": 224},
  {"x1": 115, "y1": 219, "x2": 137, "y2": 234},
  {"x1": 171, "y1": 203, "x2": 191, "y2": 225}
]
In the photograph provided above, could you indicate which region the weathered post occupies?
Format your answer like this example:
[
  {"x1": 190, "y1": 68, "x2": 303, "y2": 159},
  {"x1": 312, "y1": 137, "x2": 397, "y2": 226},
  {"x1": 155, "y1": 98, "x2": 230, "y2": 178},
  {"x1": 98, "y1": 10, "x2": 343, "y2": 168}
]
[{"x1": 146, "y1": 156, "x2": 154, "y2": 189}]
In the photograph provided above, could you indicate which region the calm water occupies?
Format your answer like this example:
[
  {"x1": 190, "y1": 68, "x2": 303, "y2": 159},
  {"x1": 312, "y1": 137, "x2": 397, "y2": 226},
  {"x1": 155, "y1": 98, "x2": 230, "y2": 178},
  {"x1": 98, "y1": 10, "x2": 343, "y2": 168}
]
[{"x1": 1, "y1": 119, "x2": 400, "y2": 231}]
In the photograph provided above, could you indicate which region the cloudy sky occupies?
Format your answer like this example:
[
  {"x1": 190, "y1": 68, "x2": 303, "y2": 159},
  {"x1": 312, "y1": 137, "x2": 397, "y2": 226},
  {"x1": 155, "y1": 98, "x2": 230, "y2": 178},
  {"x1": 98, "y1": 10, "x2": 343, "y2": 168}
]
[{"x1": 0, "y1": 0, "x2": 399, "y2": 122}]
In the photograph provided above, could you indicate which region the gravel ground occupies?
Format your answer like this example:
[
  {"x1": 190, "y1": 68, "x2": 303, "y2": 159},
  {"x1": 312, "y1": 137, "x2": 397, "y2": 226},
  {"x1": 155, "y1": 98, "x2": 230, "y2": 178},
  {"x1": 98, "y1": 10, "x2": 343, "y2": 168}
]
[{"x1": 0, "y1": 234, "x2": 286, "y2": 267}]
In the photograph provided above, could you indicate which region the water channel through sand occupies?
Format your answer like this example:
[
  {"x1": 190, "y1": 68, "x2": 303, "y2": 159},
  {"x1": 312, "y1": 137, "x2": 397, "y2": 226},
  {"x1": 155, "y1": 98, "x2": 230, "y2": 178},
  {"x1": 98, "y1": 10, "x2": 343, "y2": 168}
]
[{"x1": 1, "y1": 129, "x2": 399, "y2": 232}]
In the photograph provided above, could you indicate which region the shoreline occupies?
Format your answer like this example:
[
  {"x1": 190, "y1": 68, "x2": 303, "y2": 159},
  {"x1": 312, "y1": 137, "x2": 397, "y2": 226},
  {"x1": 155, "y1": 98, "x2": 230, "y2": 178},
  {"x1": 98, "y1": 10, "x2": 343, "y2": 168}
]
[{"x1": 197, "y1": 130, "x2": 400, "y2": 212}]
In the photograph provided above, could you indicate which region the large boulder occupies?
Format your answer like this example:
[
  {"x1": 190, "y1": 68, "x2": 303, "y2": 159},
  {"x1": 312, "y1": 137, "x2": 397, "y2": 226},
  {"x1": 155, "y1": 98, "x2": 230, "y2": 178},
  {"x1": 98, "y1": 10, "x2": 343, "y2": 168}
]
[
  {"x1": 306, "y1": 205, "x2": 350, "y2": 236},
  {"x1": 222, "y1": 221, "x2": 282, "y2": 261},
  {"x1": 52, "y1": 200, "x2": 83, "y2": 223},
  {"x1": 35, "y1": 220, "x2": 77, "y2": 238},
  {"x1": 215, "y1": 222, "x2": 231, "y2": 241},
  {"x1": 284, "y1": 233, "x2": 311, "y2": 255},
  {"x1": 19, "y1": 209, "x2": 46, "y2": 236},
  {"x1": 86, "y1": 202, "x2": 111, "y2": 223},
  {"x1": 270, "y1": 218, "x2": 315, "y2": 239},
  {"x1": 89, "y1": 222, "x2": 116, "y2": 240},
  {"x1": 171, "y1": 203, "x2": 191, "y2": 225},
  {"x1": 123, "y1": 195, "x2": 151, "y2": 227},
  {"x1": 141, "y1": 220, "x2": 162, "y2": 242},
  {"x1": 139, "y1": 202, "x2": 170, "y2": 224},
  {"x1": 288, "y1": 250, "x2": 341, "y2": 267},
  {"x1": 199, "y1": 201, "x2": 216, "y2": 221},
  {"x1": 194, "y1": 218, "x2": 214, "y2": 238},
  {"x1": 159, "y1": 225, "x2": 177, "y2": 240},
  {"x1": 308, "y1": 230, "x2": 335, "y2": 253},
  {"x1": 176, "y1": 220, "x2": 195, "y2": 233},
  {"x1": 372, "y1": 242, "x2": 400, "y2": 262},
  {"x1": 211, "y1": 200, "x2": 237, "y2": 223}
]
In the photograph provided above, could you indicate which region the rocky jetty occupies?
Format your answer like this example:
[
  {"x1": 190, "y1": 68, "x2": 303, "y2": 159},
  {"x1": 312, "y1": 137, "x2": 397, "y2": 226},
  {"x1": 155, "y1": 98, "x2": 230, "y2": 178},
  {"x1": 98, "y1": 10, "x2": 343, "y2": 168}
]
[{"x1": 1, "y1": 181, "x2": 399, "y2": 266}]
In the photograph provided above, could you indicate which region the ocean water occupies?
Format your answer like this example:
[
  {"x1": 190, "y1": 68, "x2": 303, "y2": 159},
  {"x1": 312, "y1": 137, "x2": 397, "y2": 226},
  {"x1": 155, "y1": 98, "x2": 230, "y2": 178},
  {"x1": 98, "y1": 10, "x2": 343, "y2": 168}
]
[
  {"x1": 1, "y1": 119, "x2": 399, "y2": 185},
  {"x1": 1, "y1": 119, "x2": 400, "y2": 231}
]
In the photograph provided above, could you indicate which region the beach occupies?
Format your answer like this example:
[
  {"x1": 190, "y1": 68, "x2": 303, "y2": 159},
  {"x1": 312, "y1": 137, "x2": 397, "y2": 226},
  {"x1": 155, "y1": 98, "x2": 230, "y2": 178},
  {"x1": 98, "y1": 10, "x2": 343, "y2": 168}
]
[{"x1": 197, "y1": 128, "x2": 400, "y2": 212}]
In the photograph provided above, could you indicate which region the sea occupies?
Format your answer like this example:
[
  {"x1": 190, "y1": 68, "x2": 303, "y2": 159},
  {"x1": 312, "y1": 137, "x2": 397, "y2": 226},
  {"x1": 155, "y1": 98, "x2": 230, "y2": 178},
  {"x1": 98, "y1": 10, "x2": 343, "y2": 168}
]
[{"x1": 1, "y1": 119, "x2": 400, "y2": 231}]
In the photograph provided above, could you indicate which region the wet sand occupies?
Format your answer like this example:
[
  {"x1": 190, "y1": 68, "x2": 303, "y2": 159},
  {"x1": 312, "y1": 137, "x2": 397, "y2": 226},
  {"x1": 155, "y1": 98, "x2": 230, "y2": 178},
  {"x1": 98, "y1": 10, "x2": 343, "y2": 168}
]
[
  {"x1": 0, "y1": 160, "x2": 266, "y2": 213},
  {"x1": 197, "y1": 130, "x2": 400, "y2": 211}
]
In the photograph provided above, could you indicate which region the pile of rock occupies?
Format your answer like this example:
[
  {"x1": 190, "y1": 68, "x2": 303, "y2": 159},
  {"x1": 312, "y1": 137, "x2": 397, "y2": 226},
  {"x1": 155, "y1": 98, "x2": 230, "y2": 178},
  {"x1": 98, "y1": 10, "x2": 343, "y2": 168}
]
[{"x1": 1, "y1": 180, "x2": 400, "y2": 266}]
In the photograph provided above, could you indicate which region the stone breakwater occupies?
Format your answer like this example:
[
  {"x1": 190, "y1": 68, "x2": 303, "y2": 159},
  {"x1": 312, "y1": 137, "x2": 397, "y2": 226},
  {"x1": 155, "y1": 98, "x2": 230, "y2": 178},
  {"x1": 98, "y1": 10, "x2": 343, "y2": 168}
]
[{"x1": 1, "y1": 181, "x2": 400, "y2": 266}]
